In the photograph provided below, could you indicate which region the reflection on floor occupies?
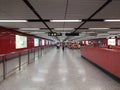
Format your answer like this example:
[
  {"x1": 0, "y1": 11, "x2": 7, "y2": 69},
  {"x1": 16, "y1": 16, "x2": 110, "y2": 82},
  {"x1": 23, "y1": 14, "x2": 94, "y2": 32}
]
[{"x1": 0, "y1": 47, "x2": 120, "y2": 90}]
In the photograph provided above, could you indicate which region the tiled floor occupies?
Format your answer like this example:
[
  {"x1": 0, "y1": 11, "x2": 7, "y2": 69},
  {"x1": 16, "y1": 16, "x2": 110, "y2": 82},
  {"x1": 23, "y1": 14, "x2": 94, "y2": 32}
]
[{"x1": 0, "y1": 47, "x2": 120, "y2": 90}]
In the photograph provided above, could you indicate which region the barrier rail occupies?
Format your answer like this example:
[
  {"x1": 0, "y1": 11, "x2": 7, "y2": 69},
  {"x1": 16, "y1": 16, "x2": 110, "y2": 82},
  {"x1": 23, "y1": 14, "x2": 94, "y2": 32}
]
[{"x1": 0, "y1": 46, "x2": 54, "y2": 81}]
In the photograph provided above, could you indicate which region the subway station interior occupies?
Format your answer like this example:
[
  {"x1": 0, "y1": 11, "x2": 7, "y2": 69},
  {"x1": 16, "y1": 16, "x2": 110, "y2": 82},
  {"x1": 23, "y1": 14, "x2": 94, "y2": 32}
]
[{"x1": 0, "y1": 0, "x2": 120, "y2": 90}]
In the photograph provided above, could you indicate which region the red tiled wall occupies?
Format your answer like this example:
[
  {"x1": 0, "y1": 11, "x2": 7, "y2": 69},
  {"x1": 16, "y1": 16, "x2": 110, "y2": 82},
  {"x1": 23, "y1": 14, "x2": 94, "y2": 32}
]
[{"x1": 0, "y1": 27, "x2": 48, "y2": 54}]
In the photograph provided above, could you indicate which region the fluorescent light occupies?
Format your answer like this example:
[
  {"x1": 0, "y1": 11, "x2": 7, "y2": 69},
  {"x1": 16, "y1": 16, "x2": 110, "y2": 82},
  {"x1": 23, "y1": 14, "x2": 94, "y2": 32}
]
[
  {"x1": 20, "y1": 28, "x2": 40, "y2": 30},
  {"x1": 50, "y1": 20, "x2": 81, "y2": 22},
  {"x1": 0, "y1": 20, "x2": 27, "y2": 22},
  {"x1": 30, "y1": 32, "x2": 45, "y2": 34},
  {"x1": 97, "y1": 33, "x2": 110, "y2": 36},
  {"x1": 59, "y1": 32, "x2": 66, "y2": 33},
  {"x1": 54, "y1": 28, "x2": 74, "y2": 30},
  {"x1": 104, "y1": 19, "x2": 120, "y2": 22},
  {"x1": 89, "y1": 28, "x2": 110, "y2": 30},
  {"x1": 108, "y1": 31, "x2": 120, "y2": 34}
]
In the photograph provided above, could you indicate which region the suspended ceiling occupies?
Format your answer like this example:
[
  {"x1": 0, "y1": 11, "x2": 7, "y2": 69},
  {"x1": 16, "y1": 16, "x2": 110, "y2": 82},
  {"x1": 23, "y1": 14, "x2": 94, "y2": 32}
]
[{"x1": 0, "y1": 0, "x2": 120, "y2": 41}]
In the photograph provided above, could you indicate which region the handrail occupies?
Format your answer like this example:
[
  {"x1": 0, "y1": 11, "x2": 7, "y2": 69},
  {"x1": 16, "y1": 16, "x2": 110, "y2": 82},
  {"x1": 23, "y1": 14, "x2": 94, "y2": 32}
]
[
  {"x1": 0, "y1": 47, "x2": 40, "y2": 80},
  {"x1": 0, "y1": 45, "x2": 53, "y2": 80}
]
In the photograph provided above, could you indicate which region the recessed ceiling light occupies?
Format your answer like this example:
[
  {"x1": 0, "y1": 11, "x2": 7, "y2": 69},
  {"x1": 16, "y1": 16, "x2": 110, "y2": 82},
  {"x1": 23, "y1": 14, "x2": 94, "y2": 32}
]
[
  {"x1": 30, "y1": 32, "x2": 45, "y2": 34},
  {"x1": 54, "y1": 28, "x2": 74, "y2": 30},
  {"x1": 97, "y1": 33, "x2": 110, "y2": 36},
  {"x1": 104, "y1": 19, "x2": 120, "y2": 22},
  {"x1": 0, "y1": 20, "x2": 27, "y2": 22},
  {"x1": 89, "y1": 28, "x2": 110, "y2": 30},
  {"x1": 20, "y1": 28, "x2": 40, "y2": 30},
  {"x1": 50, "y1": 20, "x2": 81, "y2": 22},
  {"x1": 108, "y1": 31, "x2": 120, "y2": 34}
]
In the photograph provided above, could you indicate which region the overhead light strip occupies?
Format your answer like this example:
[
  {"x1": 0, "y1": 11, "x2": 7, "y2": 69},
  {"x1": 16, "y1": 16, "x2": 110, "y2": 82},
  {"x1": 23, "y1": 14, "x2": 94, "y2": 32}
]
[
  {"x1": 54, "y1": 28, "x2": 74, "y2": 30},
  {"x1": 2, "y1": 19, "x2": 118, "y2": 23},
  {"x1": 0, "y1": 19, "x2": 111, "y2": 23},
  {"x1": 104, "y1": 19, "x2": 120, "y2": 22},
  {"x1": 19, "y1": 28, "x2": 119, "y2": 30},
  {"x1": 30, "y1": 32, "x2": 45, "y2": 34},
  {"x1": 20, "y1": 28, "x2": 40, "y2": 30},
  {"x1": 0, "y1": 20, "x2": 27, "y2": 22},
  {"x1": 89, "y1": 28, "x2": 110, "y2": 30},
  {"x1": 50, "y1": 20, "x2": 81, "y2": 22}
]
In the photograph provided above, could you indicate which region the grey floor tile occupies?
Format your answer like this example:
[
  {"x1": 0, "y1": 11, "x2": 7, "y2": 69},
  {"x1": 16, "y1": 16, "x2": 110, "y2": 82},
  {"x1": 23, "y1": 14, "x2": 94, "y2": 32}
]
[{"x1": 0, "y1": 48, "x2": 120, "y2": 90}]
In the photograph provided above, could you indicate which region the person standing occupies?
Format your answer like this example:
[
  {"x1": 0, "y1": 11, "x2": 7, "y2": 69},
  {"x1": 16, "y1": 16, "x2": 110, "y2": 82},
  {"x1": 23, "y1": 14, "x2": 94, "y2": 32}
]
[{"x1": 62, "y1": 42, "x2": 65, "y2": 51}]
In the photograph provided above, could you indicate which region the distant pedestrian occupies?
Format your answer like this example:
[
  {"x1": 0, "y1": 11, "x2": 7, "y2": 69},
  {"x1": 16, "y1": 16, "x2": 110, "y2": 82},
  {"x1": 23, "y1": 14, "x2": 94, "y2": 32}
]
[
  {"x1": 62, "y1": 45, "x2": 64, "y2": 51},
  {"x1": 62, "y1": 42, "x2": 65, "y2": 51},
  {"x1": 56, "y1": 43, "x2": 60, "y2": 49}
]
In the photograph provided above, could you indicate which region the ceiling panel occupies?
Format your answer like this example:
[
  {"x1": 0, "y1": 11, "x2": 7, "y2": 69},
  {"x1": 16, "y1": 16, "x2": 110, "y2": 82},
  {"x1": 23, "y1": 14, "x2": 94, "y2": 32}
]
[
  {"x1": 0, "y1": 22, "x2": 29, "y2": 28},
  {"x1": 0, "y1": 0, "x2": 38, "y2": 19},
  {"x1": 0, "y1": 11, "x2": 12, "y2": 19},
  {"x1": 0, "y1": 22, "x2": 45, "y2": 28},
  {"x1": 29, "y1": 0, "x2": 66, "y2": 19},
  {"x1": 93, "y1": 0, "x2": 120, "y2": 19},
  {"x1": 26, "y1": 22, "x2": 48, "y2": 28},
  {"x1": 66, "y1": 0, "x2": 105, "y2": 19},
  {"x1": 82, "y1": 22, "x2": 120, "y2": 28},
  {"x1": 64, "y1": 22, "x2": 82, "y2": 28},
  {"x1": 53, "y1": 30, "x2": 73, "y2": 32},
  {"x1": 76, "y1": 29, "x2": 88, "y2": 33},
  {"x1": 47, "y1": 23, "x2": 64, "y2": 28},
  {"x1": 0, "y1": 0, "x2": 119, "y2": 41},
  {"x1": 18, "y1": 30, "x2": 50, "y2": 33},
  {"x1": 35, "y1": 33, "x2": 55, "y2": 40}
]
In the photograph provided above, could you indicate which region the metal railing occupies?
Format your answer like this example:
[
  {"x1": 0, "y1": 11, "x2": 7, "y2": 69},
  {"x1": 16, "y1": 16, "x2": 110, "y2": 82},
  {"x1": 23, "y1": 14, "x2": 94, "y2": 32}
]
[{"x1": 0, "y1": 46, "x2": 53, "y2": 81}]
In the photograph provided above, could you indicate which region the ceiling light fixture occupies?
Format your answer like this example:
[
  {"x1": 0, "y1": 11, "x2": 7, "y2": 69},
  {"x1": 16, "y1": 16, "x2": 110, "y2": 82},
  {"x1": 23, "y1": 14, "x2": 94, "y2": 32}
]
[
  {"x1": 89, "y1": 28, "x2": 110, "y2": 30},
  {"x1": 50, "y1": 20, "x2": 81, "y2": 22},
  {"x1": 20, "y1": 28, "x2": 40, "y2": 30},
  {"x1": 54, "y1": 28, "x2": 74, "y2": 30},
  {"x1": 0, "y1": 20, "x2": 27, "y2": 22},
  {"x1": 30, "y1": 32, "x2": 45, "y2": 34},
  {"x1": 104, "y1": 19, "x2": 120, "y2": 22}
]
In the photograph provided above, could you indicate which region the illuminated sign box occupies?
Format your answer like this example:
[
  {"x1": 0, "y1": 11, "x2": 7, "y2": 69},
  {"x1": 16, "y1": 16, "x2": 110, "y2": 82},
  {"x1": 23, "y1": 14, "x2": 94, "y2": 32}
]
[
  {"x1": 48, "y1": 32, "x2": 62, "y2": 36},
  {"x1": 42, "y1": 39, "x2": 45, "y2": 45},
  {"x1": 34, "y1": 38, "x2": 39, "y2": 46},
  {"x1": 16, "y1": 35, "x2": 27, "y2": 49},
  {"x1": 108, "y1": 39, "x2": 116, "y2": 46},
  {"x1": 65, "y1": 33, "x2": 79, "y2": 36}
]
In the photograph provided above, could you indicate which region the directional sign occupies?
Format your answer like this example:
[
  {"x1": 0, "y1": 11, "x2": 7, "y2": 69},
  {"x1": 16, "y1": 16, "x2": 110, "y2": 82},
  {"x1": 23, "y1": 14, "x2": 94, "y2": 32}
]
[
  {"x1": 65, "y1": 33, "x2": 79, "y2": 36},
  {"x1": 48, "y1": 32, "x2": 62, "y2": 36}
]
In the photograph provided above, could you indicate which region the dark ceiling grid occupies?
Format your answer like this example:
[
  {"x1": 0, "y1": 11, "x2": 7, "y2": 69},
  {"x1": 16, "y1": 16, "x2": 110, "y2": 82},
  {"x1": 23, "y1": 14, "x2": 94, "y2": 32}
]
[
  {"x1": 27, "y1": 19, "x2": 103, "y2": 22},
  {"x1": 22, "y1": 0, "x2": 60, "y2": 41},
  {"x1": 64, "y1": 0, "x2": 112, "y2": 41},
  {"x1": 72, "y1": 0, "x2": 112, "y2": 33},
  {"x1": 63, "y1": 0, "x2": 69, "y2": 31},
  {"x1": 27, "y1": 19, "x2": 50, "y2": 22},
  {"x1": 82, "y1": 19, "x2": 104, "y2": 22}
]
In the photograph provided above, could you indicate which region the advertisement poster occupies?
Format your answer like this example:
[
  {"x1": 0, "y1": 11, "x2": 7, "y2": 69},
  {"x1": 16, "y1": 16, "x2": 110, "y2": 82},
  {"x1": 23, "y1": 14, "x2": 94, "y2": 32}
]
[
  {"x1": 34, "y1": 38, "x2": 39, "y2": 46},
  {"x1": 42, "y1": 39, "x2": 45, "y2": 45},
  {"x1": 16, "y1": 35, "x2": 27, "y2": 49},
  {"x1": 108, "y1": 39, "x2": 116, "y2": 46},
  {"x1": 118, "y1": 40, "x2": 120, "y2": 46}
]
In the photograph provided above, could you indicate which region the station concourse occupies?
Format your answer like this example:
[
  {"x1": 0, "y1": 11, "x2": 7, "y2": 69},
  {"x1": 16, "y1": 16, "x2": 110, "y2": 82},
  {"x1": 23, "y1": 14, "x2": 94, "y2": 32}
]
[{"x1": 0, "y1": 0, "x2": 120, "y2": 90}]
